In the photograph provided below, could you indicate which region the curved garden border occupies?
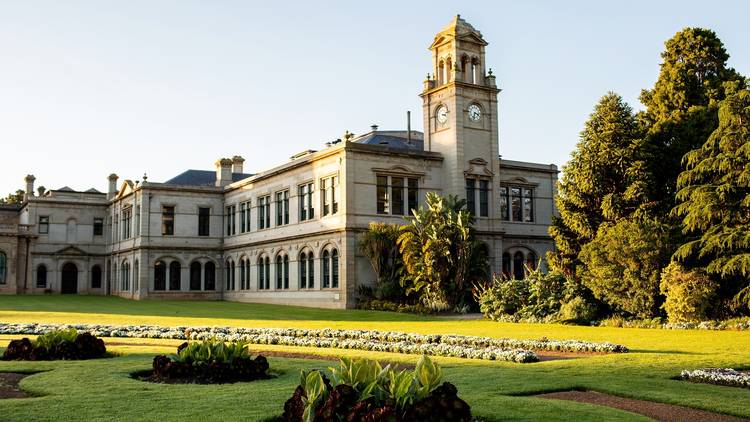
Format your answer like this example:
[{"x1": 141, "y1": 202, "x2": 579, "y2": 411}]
[{"x1": 0, "y1": 323, "x2": 629, "y2": 364}]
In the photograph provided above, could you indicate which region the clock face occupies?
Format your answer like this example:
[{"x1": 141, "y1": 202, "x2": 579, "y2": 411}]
[
  {"x1": 468, "y1": 104, "x2": 482, "y2": 122},
  {"x1": 436, "y1": 105, "x2": 448, "y2": 124}
]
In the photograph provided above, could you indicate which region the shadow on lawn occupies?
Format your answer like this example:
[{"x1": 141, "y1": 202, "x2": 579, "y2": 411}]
[{"x1": 0, "y1": 295, "x2": 437, "y2": 323}]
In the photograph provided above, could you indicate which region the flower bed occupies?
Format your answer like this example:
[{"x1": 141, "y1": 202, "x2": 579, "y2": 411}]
[
  {"x1": 2, "y1": 328, "x2": 106, "y2": 361},
  {"x1": 680, "y1": 368, "x2": 750, "y2": 389},
  {"x1": 281, "y1": 355, "x2": 472, "y2": 422},
  {"x1": 139, "y1": 340, "x2": 271, "y2": 384},
  {"x1": 0, "y1": 322, "x2": 630, "y2": 363}
]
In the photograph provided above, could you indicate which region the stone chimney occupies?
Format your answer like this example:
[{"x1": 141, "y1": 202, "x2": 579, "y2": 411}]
[
  {"x1": 215, "y1": 158, "x2": 233, "y2": 187},
  {"x1": 231, "y1": 155, "x2": 245, "y2": 174},
  {"x1": 108, "y1": 174, "x2": 119, "y2": 199},
  {"x1": 24, "y1": 175, "x2": 35, "y2": 201}
]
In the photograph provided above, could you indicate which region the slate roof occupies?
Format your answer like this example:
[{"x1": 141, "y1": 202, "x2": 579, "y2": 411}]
[
  {"x1": 165, "y1": 170, "x2": 254, "y2": 187},
  {"x1": 353, "y1": 133, "x2": 424, "y2": 151}
]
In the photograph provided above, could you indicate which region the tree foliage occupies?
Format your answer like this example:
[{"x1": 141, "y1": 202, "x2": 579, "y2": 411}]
[
  {"x1": 549, "y1": 93, "x2": 642, "y2": 276},
  {"x1": 397, "y1": 193, "x2": 488, "y2": 307},
  {"x1": 357, "y1": 222, "x2": 405, "y2": 300},
  {"x1": 673, "y1": 84, "x2": 750, "y2": 307},
  {"x1": 0, "y1": 190, "x2": 25, "y2": 205},
  {"x1": 579, "y1": 218, "x2": 673, "y2": 318},
  {"x1": 660, "y1": 262, "x2": 718, "y2": 322},
  {"x1": 630, "y1": 27, "x2": 744, "y2": 217}
]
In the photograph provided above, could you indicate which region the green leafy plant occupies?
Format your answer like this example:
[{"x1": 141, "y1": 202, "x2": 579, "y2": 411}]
[
  {"x1": 282, "y1": 355, "x2": 470, "y2": 421},
  {"x1": 33, "y1": 328, "x2": 78, "y2": 350}
]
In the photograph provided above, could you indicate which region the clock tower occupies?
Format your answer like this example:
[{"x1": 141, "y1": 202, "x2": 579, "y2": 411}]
[{"x1": 420, "y1": 15, "x2": 500, "y2": 207}]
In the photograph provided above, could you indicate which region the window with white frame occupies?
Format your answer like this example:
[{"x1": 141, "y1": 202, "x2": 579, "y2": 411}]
[
  {"x1": 499, "y1": 186, "x2": 534, "y2": 222},
  {"x1": 276, "y1": 190, "x2": 289, "y2": 225},
  {"x1": 298, "y1": 183, "x2": 315, "y2": 221},
  {"x1": 465, "y1": 178, "x2": 490, "y2": 217},
  {"x1": 122, "y1": 206, "x2": 132, "y2": 239},
  {"x1": 321, "y1": 176, "x2": 339, "y2": 216},
  {"x1": 376, "y1": 175, "x2": 419, "y2": 215},
  {"x1": 258, "y1": 196, "x2": 271, "y2": 229},
  {"x1": 225, "y1": 204, "x2": 236, "y2": 235}
]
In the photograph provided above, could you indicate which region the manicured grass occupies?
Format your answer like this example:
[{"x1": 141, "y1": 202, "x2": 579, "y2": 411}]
[{"x1": 1, "y1": 295, "x2": 749, "y2": 421}]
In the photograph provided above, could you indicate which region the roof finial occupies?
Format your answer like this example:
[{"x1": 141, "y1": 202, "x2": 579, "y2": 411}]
[{"x1": 143, "y1": 173, "x2": 148, "y2": 182}]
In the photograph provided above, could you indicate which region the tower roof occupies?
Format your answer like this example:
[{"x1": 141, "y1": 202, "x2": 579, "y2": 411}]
[{"x1": 430, "y1": 15, "x2": 487, "y2": 48}]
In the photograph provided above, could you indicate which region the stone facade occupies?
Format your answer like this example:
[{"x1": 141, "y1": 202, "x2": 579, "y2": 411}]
[{"x1": 0, "y1": 16, "x2": 558, "y2": 308}]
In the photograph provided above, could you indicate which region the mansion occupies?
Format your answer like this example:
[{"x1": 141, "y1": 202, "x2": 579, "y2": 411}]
[{"x1": 0, "y1": 16, "x2": 558, "y2": 308}]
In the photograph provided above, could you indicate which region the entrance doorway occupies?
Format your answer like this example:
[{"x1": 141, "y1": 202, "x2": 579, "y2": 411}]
[{"x1": 61, "y1": 263, "x2": 78, "y2": 294}]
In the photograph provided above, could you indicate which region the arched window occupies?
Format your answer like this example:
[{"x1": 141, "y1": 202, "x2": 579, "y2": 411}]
[
  {"x1": 134, "y1": 259, "x2": 139, "y2": 291},
  {"x1": 299, "y1": 252, "x2": 307, "y2": 289},
  {"x1": 307, "y1": 252, "x2": 314, "y2": 288},
  {"x1": 445, "y1": 57, "x2": 452, "y2": 82},
  {"x1": 513, "y1": 251, "x2": 525, "y2": 280},
  {"x1": 154, "y1": 260, "x2": 166, "y2": 291},
  {"x1": 299, "y1": 250, "x2": 315, "y2": 289},
  {"x1": 36, "y1": 264, "x2": 47, "y2": 288},
  {"x1": 331, "y1": 249, "x2": 339, "y2": 288},
  {"x1": 471, "y1": 57, "x2": 479, "y2": 84},
  {"x1": 276, "y1": 256, "x2": 283, "y2": 289},
  {"x1": 460, "y1": 55, "x2": 469, "y2": 82},
  {"x1": 258, "y1": 256, "x2": 270, "y2": 290},
  {"x1": 121, "y1": 261, "x2": 130, "y2": 291},
  {"x1": 169, "y1": 261, "x2": 181, "y2": 290},
  {"x1": 502, "y1": 252, "x2": 511, "y2": 278},
  {"x1": 322, "y1": 250, "x2": 330, "y2": 288},
  {"x1": 244, "y1": 259, "x2": 250, "y2": 290},
  {"x1": 91, "y1": 265, "x2": 102, "y2": 289},
  {"x1": 283, "y1": 255, "x2": 289, "y2": 289},
  {"x1": 204, "y1": 262, "x2": 216, "y2": 290},
  {"x1": 438, "y1": 60, "x2": 445, "y2": 85},
  {"x1": 0, "y1": 252, "x2": 6, "y2": 285},
  {"x1": 526, "y1": 251, "x2": 537, "y2": 271},
  {"x1": 240, "y1": 258, "x2": 246, "y2": 290},
  {"x1": 225, "y1": 260, "x2": 235, "y2": 291},
  {"x1": 190, "y1": 261, "x2": 202, "y2": 291}
]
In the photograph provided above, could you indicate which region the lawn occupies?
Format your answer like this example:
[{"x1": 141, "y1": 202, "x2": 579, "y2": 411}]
[{"x1": 0, "y1": 296, "x2": 749, "y2": 421}]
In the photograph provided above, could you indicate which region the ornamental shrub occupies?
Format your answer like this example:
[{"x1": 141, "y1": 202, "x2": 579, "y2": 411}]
[
  {"x1": 579, "y1": 218, "x2": 673, "y2": 318},
  {"x1": 281, "y1": 355, "x2": 471, "y2": 422},
  {"x1": 557, "y1": 297, "x2": 599, "y2": 323},
  {"x1": 474, "y1": 275, "x2": 529, "y2": 320},
  {"x1": 660, "y1": 262, "x2": 718, "y2": 322}
]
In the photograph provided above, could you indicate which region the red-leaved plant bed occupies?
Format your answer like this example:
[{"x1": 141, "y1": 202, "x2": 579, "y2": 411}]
[
  {"x1": 281, "y1": 355, "x2": 471, "y2": 422},
  {"x1": 143, "y1": 340, "x2": 271, "y2": 384},
  {"x1": 2, "y1": 328, "x2": 106, "y2": 361}
]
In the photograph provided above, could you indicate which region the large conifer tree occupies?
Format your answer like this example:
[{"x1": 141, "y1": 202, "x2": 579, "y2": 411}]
[
  {"x1": 630, "y1": 28, "x2": 744, "y2": 217},
  {"x1": 549, "y1": 93, "x2": 642, "y2": 276},
  {"x1": 673, "y1": 83, "x2": 750, "y2": 307}
]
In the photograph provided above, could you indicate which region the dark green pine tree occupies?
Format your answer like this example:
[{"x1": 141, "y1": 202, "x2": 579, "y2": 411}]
[
  {"x1": 673, "y1": 83, "x2": 750, "y2": 308},
  {"x1": 549, "y1": 93, "x2": 642, "y2": 276},
  {"x1": 630, "y1": 27, "x2": 744, "y2": 218}
]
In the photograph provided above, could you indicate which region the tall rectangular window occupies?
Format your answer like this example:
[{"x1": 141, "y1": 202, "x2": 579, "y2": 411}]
[
  {"x1": 198, "y1": 207, "x2": 210, "y2": 236},
  {"x1": 258, "y1": 196, "x2": 271, "y2": 229},
  {"x1": 122, "y1": 207, "x2": 132, "y2": 239},
  {"x1": 225, "y1": 204, "x2": 236, "y2": 235},
  {"x1": 321, "y1": 176, "x2": 339, "y2": 216},
  {"x1": 135, "y1": 205, "x2": 141, "y2": 236},
  {"x1": 93, "y1": 218, "x2": 104, "y2": 236},
  {"x1": 499, "y1": 187, "x2": 509, "y2": 221},
  {"x1": 161, "y1": 206, "x2": 174, "y2": 236},
  {"x1": 376, "y1": 176, "x2": 388, "y2": 214},
  {"x1": 479, "y1": 180, "x2": 489, "y2": 217},
  {"x1": 407, "y1": 178, "x2": 418, "y2": 215},
  {"x1": 276, "y1": 190, "x2": 289, "y2": 225},
  {"x1": 241, "y1": 200, "x2": 251, "y2": 232},
  {"x1": 523, "y1": 188, "x2": 534, "y2": 222},
  {"x1": 298, "y1": 183, "x2": 314, "y2": 221},
  {"x1": 511, "y1": 188, "x2": 522, "y2": 222},
  {"x1": 466, "y1": 178, "x2": 477, "y2": 215},
  {"x1": 239, "y1": 202, "x2": 247, "y2": 233},
  {"x1": 39, "y1": 216, "x2": 49, "y2": 234},
  {"x1": 391, "y1": 177, "x2": 404, "y2": 215}
]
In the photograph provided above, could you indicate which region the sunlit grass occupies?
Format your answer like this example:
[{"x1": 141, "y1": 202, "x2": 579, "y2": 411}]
[{"x1": 0, "y1": 295, "x2": 748, "y2": 421}]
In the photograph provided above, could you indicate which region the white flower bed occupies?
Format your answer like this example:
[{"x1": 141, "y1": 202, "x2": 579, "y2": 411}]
[
  {"x1": 0, "y1": 322, "x2": 629, "y2": 363},
  {"x1": 681, "y1": 368, "x2": 750, "y2": 389}
]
